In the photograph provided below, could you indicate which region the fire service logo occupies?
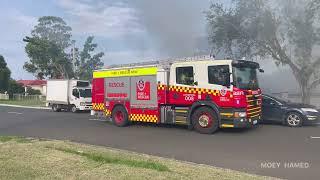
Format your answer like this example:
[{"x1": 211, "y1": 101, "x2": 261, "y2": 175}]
[
  {"x1": 220, "y1": 88, "x2": 227, "y2": 96},
  {"x1": 136, "y1": 80, "x2": 150, "y2": 100}
]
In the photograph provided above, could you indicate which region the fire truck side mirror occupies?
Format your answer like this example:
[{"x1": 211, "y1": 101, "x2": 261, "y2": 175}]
[{"x1": 193, "y1": 81, "x2": 198, "y2": 86}]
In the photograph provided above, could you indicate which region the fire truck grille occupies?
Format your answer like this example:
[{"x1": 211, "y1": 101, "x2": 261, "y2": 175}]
[{"x1": 246, "y1": 95, "x2": 262, "y2": 118}]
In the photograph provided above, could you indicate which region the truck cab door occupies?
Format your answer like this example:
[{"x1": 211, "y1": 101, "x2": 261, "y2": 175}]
[
  {"x1": 70, "y1": 88, "x2": 80, "y2": 106},
  {"x1": 169, "y1": 65, "x2": 197, "y2": 105},
  {"x1": 198, "y1": 64, "x2": 233, "y2": 107}
]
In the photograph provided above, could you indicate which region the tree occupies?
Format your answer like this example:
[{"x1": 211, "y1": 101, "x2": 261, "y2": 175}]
[
  {"x1": 31, "y1": 16, "x2": 72, "y2": 49},
  {"x1": 7, "y1": 80, "x2": 24, "y2": 96},
  {"x1": 75, "y1": 36, "x2": 104, "y2": 80},
  {"x1": 26, "y1": 87, "x2": 41, "y2": 95},
  {"x1": 206, "y1": 0, "x2": 320, "y2": 104},
  {"x1": 0, "y1": 55, "x2": 11, "y2": 93},
  {"x1": 23, "y1": 16, "x2": 73, "y2": 79}
]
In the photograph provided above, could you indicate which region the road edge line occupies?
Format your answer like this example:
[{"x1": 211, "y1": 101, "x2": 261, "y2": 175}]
[{"x1": 0, "y1": 104, "x2": 50, "y2": 110}]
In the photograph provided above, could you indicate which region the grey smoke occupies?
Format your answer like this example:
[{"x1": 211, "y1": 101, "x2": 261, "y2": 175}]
[{"x1": 129, "y1": 0, "x2": 211, "y2": 57}]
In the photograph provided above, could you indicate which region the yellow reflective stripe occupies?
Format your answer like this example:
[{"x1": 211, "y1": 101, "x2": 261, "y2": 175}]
[
  {"x1": 220, "y1": 113, "x2": 233, "y2": 116},
  {"x1": 248, "y1": 106, "x2": 261, "y2": 111},
  {"x1": 250, "y1": 114, "x2": 260, "y2": 118},
  {"x1": 247, "y1": 109, "x2": 261, "y2": 115},
  {"x1": 93, "y1": 67, "x2": 158, "y2": 78},
  {"x1": 221, "y1": 124, "x2": 234, "y2": 128},
  {"x1": 175, "y1": 110, "x2": 188, "y2": 113}
]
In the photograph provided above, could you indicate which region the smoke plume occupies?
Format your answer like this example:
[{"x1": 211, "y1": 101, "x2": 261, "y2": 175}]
[{"x1": 130, "y1": 0, "x2": 210, "y2": 57}]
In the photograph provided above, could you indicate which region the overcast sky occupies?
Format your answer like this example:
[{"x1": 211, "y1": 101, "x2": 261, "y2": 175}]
[
  {"x1": 0, "y1": 0, "x2": 212, "y2": 79},
  {"x1": 0, "y1": 0, "x2": 283, "y2": 81}
]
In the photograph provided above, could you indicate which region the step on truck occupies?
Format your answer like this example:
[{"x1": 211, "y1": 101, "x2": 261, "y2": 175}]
[
  {"x1": 91, "y1": 57, "x2": 263, "y2": 134},
  {"x1": 47, "y1": 79, "x2": 92, "y2": 112}
]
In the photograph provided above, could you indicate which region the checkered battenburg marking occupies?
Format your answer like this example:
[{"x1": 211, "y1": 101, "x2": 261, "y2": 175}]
[
  {"x1": 92, "y1": 103, "x2": 104, "y2": 110},
  {"x1": 130, "y1": 114, "x2": 158, "y2": 123},
  {"x1": 158, "y1": 84, "x2": 220, "y2": 96}
]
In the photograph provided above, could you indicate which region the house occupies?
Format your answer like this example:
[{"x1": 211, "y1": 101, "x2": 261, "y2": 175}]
[{"x1": 17, "y1": 80, "x2": 47, "y2": 95}]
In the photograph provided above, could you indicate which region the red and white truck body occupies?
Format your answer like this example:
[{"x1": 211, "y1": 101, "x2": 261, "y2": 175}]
[{"x1": 91, "y1": 58, "x2": 262, "y2": 133}]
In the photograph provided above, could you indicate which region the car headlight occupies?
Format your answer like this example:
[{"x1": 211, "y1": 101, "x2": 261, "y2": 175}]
[
  {"x1": 301, "y1": 108, "x2": 318, "y2": 113},
  {"x1": 80, "y1": 102, "x2": 85, "y2": 106}
]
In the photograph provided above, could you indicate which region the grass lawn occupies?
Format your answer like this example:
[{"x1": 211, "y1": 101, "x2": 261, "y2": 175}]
[
  {"x1": 0, "y1": 136, "x2": 272, "y2": 180},
  {"x1": 0, "y1": 99, "x2": 46, "y2": 107}
]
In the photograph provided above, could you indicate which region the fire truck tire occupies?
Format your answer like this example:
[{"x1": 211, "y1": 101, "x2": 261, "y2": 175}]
[
  {"x1": 191, "y1": 106, "x2": 219, "y2": 134},
  {"x1": 112, "y1": 106, "x2": 129, "y2": 127}
]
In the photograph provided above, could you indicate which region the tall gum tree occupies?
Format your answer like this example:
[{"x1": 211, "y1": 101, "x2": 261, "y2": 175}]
[
  {"x1": 23, "y1": 16, "x2": 73, "y2": 79},
  {"x1": 206, "y1": 0, "x2": 320, "y2": 104}
]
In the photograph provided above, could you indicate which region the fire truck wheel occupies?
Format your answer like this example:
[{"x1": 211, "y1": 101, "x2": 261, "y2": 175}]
[
  {"x1": 112, "y1": 106, "x2": 129, "y2": 127},
  {"x1": 191, "y1": 107, "x2": 219, "y2": 134}
]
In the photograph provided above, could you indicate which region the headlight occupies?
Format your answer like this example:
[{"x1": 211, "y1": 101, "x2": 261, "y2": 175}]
[
  {"x1": 301, "y1": 108, "x2": 318, "y2": 113},
  {"x1": 80, "y1": 102, "x2": 85, "y2": 106},
  {"x1": 234, "y1": 112, "x2": 247, "y2": 118}
]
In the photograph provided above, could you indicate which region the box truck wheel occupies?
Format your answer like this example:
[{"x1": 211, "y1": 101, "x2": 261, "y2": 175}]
[
  {"x1": 191, "y1": 106, "x2": 219, "y2": 134},
  {"x1": 112, "y1": 106, "x2": 129, "y2": 127},
  {"x1": 52, "y1": 104, "x2": 61, "y2": 112},
  {"x1": 71, "y1": 105, "x2": 78, "y2": 113}
]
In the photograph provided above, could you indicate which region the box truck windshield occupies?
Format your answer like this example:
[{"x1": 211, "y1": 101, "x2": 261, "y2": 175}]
[{"x1": 79, "y1": 89, "x2": 92, "y2": 98}]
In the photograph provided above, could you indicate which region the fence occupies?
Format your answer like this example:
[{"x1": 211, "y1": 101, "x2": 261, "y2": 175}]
[
  {"x1": 11, "y1": 94, "x2": 46, "y2": 101},
  {"x1": 0, "y1": 93, "x2": 9, "y2": 100}
]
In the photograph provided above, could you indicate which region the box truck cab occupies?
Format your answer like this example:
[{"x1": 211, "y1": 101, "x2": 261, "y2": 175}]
[{"x1": 46, "y1": 80, "x2": 92, "y2": 112}]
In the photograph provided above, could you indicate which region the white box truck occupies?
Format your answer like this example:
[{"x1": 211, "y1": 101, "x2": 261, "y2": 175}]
[{"x1": 46, "y1": 79, "x2": 92, "y2": 112}]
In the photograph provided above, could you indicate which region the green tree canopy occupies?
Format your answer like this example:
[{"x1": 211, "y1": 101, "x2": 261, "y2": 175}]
[
  {"x1": 7, "y1": 79, "x2": 24, "y2": 96},
  {"x1": 206, "y1": 0, "x2": 320, "y2": 104},
  {"x1": 26, "y1": 87, "x2": 41, "y2": 95},
  {"x1": 23, "y1": 16, "x2": 73, "y2": 79},
  {"x1": 74, "y1": 36, "x2": 104, "y2": 80},
  {"x1": 31, "y1": 16, "x2": 72, "y2": 49},
  {"x1": 0, "y1": 55, "x2": 11, "y2": 93}
]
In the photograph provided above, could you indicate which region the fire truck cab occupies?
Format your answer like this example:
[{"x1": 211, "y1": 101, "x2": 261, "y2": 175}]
[{"x1": 92, "y1": 57, "x2": 262, "y2": 134}]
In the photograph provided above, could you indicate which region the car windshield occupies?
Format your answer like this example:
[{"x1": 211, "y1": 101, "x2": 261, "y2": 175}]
[
  {"x1": 264, "y1": 95, "x2": 289, "y2": 104},
  {"x1": 79, "y1": 89, "x2": 92, "y2": 98},
  {"x1": 233, "y1": 67, "x2": 259, "y2": 90}
]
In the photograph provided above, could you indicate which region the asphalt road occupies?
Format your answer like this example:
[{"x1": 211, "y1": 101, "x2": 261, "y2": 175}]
[{"x1": 1, "y1": 106, "x2": 320, "y2": 180}]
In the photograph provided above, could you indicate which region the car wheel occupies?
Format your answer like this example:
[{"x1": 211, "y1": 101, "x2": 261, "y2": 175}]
[
  {"x1": 71, "y1": 105, "x2": 78, "y2": 113},
  {"x1": 191, "y1": 107, "x2": 219, "y2": 134},
  {"x1": 286, "y1": 112, "x2": 302, "y2": 127},
  {"x1": 112, "y1": 106, "x2": 129, "y2": 127}
]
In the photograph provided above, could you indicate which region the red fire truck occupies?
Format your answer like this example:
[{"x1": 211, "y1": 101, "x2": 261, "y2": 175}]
[{"x1": 91, "y1": 57, "x2": 263, "y2": 134}]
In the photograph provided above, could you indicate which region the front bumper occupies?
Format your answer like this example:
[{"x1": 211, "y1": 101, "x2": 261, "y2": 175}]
[
  {"x1": 302, "y1": 112, "x2": 320, "y2": 125},
  {"x1": 221, "y1": 116, "x2": 260, "y2": 128},
  {"x1": 79, "y1": 105, "x2": 92, "y2": 111}
]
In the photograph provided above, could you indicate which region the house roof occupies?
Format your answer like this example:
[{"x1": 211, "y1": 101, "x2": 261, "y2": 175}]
[{"x1": 17, "y1": 80, "x2": 47, "y2": 87}]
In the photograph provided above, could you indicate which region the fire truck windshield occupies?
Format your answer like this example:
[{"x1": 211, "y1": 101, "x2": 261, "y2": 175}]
[
  {"x1": 79, "y1": 89, "x2": 92, "y2": 98},
  {"x1": 233, "y1": 67, "x2": 259, "y2": 90}
]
